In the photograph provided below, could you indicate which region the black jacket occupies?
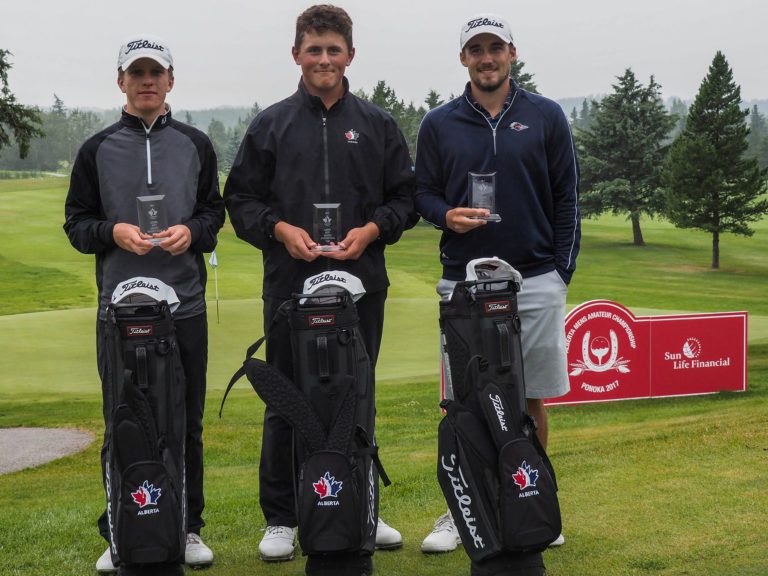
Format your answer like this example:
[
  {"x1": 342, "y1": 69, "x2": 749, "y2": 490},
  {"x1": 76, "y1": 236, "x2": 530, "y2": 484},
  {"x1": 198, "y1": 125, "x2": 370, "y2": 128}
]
[
  {"x1": 224, "y1": 79, "x2": 416, "y2": 298},
  {"x1": 64, "y1": 108, "x2": 225, "y2": 319}
]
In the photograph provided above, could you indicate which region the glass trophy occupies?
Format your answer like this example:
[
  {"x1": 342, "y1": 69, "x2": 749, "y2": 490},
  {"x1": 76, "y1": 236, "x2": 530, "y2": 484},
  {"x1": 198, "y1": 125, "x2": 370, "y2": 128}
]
[
  {"x1": 468, "y1": 172, "x2": 501, "y2": 222},
  {"x1": 136, "y1": 194, "x2": 168, "y2": 245},
  {"x1": 312, "y1": 203, "x2": 344, "y2": 252}
]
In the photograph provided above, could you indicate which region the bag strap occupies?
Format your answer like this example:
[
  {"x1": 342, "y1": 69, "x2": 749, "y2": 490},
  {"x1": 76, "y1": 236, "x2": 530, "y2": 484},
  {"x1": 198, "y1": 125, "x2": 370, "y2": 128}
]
[
  {"x1": 219, "y1": 337, "x2": 266, "y2": 418},
  {"x1": 316, "y1": 335, "x2": 330, "y2": 381},
  {"x1": 244, "y1": 357, "x2": 328, "y2": 454},
  {"x1": 495, "y1": 322, "x2": 511, "y2": 369},
  {"x1": 325, "y1": 376, "x2": 357, "y2": 452},
  {"x1": 135, "y1": 346, "x2": 149, "y2": 391},
  {"x1": 523, "y1": 413, "x2": 558, "y2": 491},
  {"x1": 354, "y1": 426, "x2": 391, "y2": 487}
]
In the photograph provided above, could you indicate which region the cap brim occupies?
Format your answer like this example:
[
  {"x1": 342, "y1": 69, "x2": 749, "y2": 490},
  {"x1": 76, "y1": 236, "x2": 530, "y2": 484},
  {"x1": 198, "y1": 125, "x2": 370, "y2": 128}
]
[
  {"x1": 461, "y1": 30, "x2": 512, "y2": 49},
  {"x1": 119, "y1": 54, "x2": 172, "y2": 71}
]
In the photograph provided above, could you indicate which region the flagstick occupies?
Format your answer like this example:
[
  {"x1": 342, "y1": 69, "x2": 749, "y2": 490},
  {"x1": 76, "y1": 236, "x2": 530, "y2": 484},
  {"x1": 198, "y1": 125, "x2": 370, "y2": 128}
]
[
  {"x1": 214, "y1": 266, "x2": 220, "y2": 324},
  {"x1": 209, "y1": 251, "x2": 220, "y2": 324}
]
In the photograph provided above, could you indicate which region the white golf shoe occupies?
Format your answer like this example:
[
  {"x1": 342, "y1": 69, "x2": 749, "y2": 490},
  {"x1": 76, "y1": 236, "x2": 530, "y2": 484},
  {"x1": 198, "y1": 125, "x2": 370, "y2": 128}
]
[
  {"x1": 185, "y1": 532, "x2": 214, "y2": 567},
  {"x1": 95, "y1": 547, "x2": 116, "y2": 573},
  {"x1": 259, "y1": 525, "x2": 297, "y2": 562},
  {"x1": 375, "y1": 517, "x2": 403, "y2": 550},
  {"x1": 421, "y1": 512, "x2": 462, "y2": 553},
  {"x1": 549, "y1": 532, "x2": 565, "y2": 547}
]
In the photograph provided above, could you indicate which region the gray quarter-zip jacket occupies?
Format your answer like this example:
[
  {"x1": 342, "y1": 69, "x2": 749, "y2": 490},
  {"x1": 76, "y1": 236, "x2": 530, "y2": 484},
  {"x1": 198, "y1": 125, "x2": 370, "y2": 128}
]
[{"x1": 64, "y1": 108, "x2": 225, "y2": 319}]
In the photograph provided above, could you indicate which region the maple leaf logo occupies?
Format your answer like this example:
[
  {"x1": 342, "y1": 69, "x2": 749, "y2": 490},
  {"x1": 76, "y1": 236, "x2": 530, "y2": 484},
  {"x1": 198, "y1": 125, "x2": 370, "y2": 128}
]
[
  {"x1": 131, "y1": 487, "x2": 148, "y2": 507},
  {"x1": 313, "y1": 472, "x2": 343, "y2": 499},
  {"x1": 131, "y1": 480, "x2": 162, "y2": 508},
  {"x1": 512, "y1": 461, "x2": 539, "y2": 490}
]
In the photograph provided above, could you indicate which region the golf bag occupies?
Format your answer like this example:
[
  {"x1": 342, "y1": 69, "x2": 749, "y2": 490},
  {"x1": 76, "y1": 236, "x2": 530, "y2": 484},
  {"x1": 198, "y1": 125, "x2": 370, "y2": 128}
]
[
  {"x1": 221, "y1": 277, "x2": 388, "y2": 568},
  {"x1": 436, "y1": 260, "x2": 561, "y2": 563},
  {"x1": 103, "y1": 284, "x2": 186, "y2": 571}
]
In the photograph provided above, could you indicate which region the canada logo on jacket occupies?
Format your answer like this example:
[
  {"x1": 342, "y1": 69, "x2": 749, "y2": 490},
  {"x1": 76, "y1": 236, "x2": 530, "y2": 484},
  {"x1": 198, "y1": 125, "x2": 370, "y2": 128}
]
[{"x1": 344, "y1": 129, "x2": 360, "y2": 143}]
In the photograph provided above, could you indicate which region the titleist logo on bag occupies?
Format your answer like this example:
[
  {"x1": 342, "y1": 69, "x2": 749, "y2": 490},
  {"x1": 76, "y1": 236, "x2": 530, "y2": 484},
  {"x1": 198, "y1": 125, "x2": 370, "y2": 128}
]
[
  {"x1": 484, "y1": 300, "x2": 511, "y2": 314},
  {"x1": 126, "y1": 325, "x2": 153, "y2": 337},
  {"x1": 489, "y1": 394, "x2": 509, "y2": 431},
  {"x1": 440, "y1": 454, "x2": 485, "y2": 549},
  {"x1": 308, "y1": 315, "x2": 335, "y2": 327}
]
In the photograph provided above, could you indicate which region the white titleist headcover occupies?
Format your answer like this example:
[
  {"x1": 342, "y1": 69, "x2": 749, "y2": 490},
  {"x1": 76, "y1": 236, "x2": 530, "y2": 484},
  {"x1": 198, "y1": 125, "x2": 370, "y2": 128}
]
[
  {"x1": 301, "y1": 271, "x2": 366, "y2": 303},
  {"x1": 111, "y1": 277, "x2": 180, "y2": 313},
  {"x1": 465, "y1": 257, "x2": 523, "y2": 285},
  {"x1": 446, "y1": 257, "x2": 523, "y2": 300}
]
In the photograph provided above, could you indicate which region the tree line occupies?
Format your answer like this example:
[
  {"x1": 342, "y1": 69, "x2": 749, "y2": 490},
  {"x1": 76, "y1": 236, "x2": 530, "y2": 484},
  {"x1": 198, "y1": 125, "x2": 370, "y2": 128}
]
[{"x1": 1, "y1": 49, "x2": 766, "y2": 268}]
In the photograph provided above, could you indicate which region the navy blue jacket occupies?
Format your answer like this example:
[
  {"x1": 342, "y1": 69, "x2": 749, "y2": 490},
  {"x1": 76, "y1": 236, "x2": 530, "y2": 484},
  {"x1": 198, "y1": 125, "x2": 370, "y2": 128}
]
[{"x1": 414, "y1": 81, "x2": 580, "y2": 284}]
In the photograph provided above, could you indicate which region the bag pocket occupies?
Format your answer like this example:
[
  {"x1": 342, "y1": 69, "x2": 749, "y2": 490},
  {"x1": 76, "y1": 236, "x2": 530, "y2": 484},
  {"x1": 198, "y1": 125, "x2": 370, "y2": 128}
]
[
  {"x1": 498, "y1": 437, "x2": 561, "y2": 552},
  {"x1": 437, "y1": 408, "x2": 502, "y2": 562},
  {"x1": 116, "y1": 461, "x2": 183, "y2": 565},
  {"x1": 298, "y1": 450, "x2": 362, "y2": 554}
]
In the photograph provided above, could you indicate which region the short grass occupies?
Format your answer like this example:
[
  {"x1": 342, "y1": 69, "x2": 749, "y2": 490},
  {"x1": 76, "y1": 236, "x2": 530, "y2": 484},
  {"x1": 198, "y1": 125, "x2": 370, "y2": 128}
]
[{"x1": 1, "y1": 177, "x2": 767, "y2": 575}]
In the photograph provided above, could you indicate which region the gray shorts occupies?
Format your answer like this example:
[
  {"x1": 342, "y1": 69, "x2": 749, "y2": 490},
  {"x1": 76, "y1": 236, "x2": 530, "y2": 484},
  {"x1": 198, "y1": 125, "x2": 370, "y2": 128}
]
[{"x1": 437, "y1": 270, "x2": 570, "y2": 399}]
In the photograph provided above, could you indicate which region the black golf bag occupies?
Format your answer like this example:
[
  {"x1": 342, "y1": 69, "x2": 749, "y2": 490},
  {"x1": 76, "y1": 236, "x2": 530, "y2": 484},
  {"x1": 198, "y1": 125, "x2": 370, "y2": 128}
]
[
  {"x1": 436, "y1": 269, "x2": 561, "y2": 566},
  {"x1": 104, "y1": 292, "x2": 186, "y2": 573},
  {"x1": 221, "y1": 285, "x2": 388, "y2": 574}
]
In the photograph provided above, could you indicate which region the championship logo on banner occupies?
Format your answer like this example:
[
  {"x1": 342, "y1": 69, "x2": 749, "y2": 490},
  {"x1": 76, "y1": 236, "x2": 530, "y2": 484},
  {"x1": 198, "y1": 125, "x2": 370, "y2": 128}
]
[{"x1": 546, "y1": 300, "x2": 748, "y2": 406}]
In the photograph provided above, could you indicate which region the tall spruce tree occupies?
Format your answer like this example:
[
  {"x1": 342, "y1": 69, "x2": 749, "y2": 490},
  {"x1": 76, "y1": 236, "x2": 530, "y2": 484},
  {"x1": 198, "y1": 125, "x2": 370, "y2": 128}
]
[
  {"x1": 664, "y1": 51, "x2": 768, "y2": 269},
  {"x1": 510, "y1": 59, "x2": 537, "y2": 93},
  {"x1": 578, "y1": 69, "x2": 675, "y2": 245},
  {"x1": 0, "y1": 49, "x2": 42, "y2": 158},
  {"x1": 669, "y1": 97, "x2": 689, "y2": 138},
  {"x1": 424, "y1": 90, "x2": 444, "y2": 110}
]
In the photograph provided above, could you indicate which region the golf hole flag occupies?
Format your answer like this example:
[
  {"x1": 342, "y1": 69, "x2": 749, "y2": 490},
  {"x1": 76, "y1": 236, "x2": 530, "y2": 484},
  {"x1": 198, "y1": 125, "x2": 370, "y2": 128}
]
[{"x1": 546, "y1": 300, "x2": 748, "y2": 406}]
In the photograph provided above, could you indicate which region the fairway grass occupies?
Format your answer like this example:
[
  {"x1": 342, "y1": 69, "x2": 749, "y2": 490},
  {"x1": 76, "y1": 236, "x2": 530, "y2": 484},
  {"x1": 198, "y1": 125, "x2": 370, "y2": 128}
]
[{"x1": 1, "y1": 177, "x2": 768, "y2": 575}]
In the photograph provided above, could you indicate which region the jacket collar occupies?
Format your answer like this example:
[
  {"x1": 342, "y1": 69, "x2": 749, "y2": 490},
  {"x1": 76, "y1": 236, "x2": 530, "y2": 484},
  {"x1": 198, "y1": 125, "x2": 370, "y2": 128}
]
[
  {"x1": 462, "y1": 78, "x2": 519, "y2": 104},
  {"x1": 297, "y1": 77, "x2": 350, "y2": 111},
  {"x1": 120, "y1": 105, "x2": 172, "y2": 132}
]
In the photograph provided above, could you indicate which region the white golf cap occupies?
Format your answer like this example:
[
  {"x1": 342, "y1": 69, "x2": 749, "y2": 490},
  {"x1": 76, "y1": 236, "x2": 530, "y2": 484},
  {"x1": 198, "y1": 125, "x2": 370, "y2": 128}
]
[
  {"x1": 460, "y1": 14, "x2": 513, "y2": 49},
  {"x1": 111, "y1": 277, "x2": 180, "y2": 313},
  {"x1": 117, "y1": 34, "x2": 174, "y2": 71}
]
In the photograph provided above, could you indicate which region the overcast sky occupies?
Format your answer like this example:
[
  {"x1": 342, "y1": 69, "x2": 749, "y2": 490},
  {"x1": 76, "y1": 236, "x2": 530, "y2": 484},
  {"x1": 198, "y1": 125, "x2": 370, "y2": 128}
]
[{"x1": 2, "y1": 0, "x2": 766, "y2": 111}]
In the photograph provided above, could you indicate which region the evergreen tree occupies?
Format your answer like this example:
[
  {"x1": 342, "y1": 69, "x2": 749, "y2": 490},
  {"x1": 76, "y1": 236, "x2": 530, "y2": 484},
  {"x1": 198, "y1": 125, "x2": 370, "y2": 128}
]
[
  {"x1": 206, "y1": 118, "x2": 228, "y2": 167},
  {"x1": 668, "y1": 97, "x2": 689, "y2": 139},
  {"x1": 664, "y1": 51, "x2": 768, "y2": 269},
  {"x1": 578, "y1": 69, "x2": 675, "y2": 245},
  {"x1": 510, "y1": 59, "x2": 537, "y2": 93},
  {"x1": 65, "y1": 108, "x2": 102, "y2": 166},
  {"x1": 424, "y1": 90, "x2": 444, "y2": 110},
  {"x1": 571, "y1": 98, "x2": 599, "y2": 131},
  {"x1": 746, "y1": 105, "x2": 767, "y2": 163},
  {"x1": 46, "y1": 94, "x2": 71, "y2": 168},
  {"x1": 0, "y1": 49, "x2": 42, "y2": 158},
  {"x1": 184, "y1": 111, "x2": 195, "y2": 126},
  {"x1": 370, "y1": 80, "x2": 405, "y2": 120},
  {"x1": 243, "y1": 100, "x2": 262, "y2": 126}
]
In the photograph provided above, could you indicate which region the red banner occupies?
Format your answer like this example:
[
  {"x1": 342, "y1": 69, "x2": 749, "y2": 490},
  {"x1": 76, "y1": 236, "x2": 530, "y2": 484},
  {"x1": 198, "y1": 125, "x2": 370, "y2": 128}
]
[{"x1": 546, "y1": 300, "x2": 748, "y2": 406}]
